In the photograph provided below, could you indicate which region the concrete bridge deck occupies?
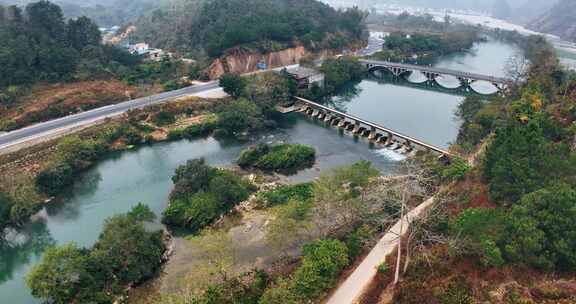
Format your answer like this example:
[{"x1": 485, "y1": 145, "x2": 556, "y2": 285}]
[
  {"x1": 293, "y1": 97, "x2": 454, "y2": 157},
  {"x1": 359, "y1": 59, "x2": 509, "y2": 84}
]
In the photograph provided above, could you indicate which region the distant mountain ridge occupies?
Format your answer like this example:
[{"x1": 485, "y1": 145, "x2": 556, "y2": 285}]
[{"x1": 528, "y1": 0, "x2": 576, "y2": 42}]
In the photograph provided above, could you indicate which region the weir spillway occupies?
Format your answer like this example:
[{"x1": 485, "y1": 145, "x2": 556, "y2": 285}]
[{"x1": 285, "y1": 97, "x2": 455, "y2": 159}]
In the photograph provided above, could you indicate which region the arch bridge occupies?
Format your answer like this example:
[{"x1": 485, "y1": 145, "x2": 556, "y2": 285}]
[
  {"x1": 359, "y1": 59, "x2": 509, "y2": 93},
  {"x1": 290, "y1": 97, "x2": 455, "y2": 160}
]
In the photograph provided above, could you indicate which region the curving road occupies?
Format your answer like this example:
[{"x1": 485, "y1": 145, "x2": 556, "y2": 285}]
[{"x1": 0, "y1": 81, "x2": 220, "y2": 151}]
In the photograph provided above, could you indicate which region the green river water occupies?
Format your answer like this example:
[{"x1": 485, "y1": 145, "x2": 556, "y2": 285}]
[{"x1": 0, "y1": 39, "x2": 521, "y2": 303}]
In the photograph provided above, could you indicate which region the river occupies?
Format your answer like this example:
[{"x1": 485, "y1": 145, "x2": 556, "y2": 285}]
[{"x1": 0, "y1": 39, "x2": 517, "y2": 303}]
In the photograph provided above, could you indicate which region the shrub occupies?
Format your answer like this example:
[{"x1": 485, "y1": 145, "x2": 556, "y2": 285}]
[
  {"x1": 440, "y1": 158, "x2": 470, "y2": 182},
  {"x1": 255, "y1": 183, "x2": 314, "y2": 208},
  {"x1": 435, "y1": 277, "x2": 473, "y2": 304},
  {"x1": 0, "y1": 192, "x2": 16, "y2": 230},
  {"x1": 36, "y1": 164, "x2": 75, "y2": 196},
  {"x1": 377, "y1": 262, "x2": 388, "y2": 274},
  {"x1": 27, "y1": 205, "x2": 164, "y2": 303},
  {"x1": 216, "y1": 98, "x2": 265, "y2": 136},
  {"x1": 504, "y1": 184, "x2": 576, "y2": 271},
  {"x1": 292, "y1": 239, "x2": 349, "y2": 298},
  {"x1": 345, "y1": 224, "x2": 375, "y2": 258},
  {"x1": 153, "y1": 111, "x2": 176, "y2": 126},
  {"x1": 219, "y1": 73, "x2": 246, "y2": 98},
  {"x1": 259, "y1": 239, "x2": 349, "y2": 303},
  {"x1": 163, "y1": 158, "x2": 254, "y2": 229},
  {"x1": 168, "y1": 118, "x2": 219, "y2": 140},
  {"x1": 451, "y1": 208, "x2": 507, "y2": 267}
]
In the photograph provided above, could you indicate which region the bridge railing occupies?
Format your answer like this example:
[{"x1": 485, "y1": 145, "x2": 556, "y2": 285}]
[{"x1": 359, "y1": 59, "x2": 509, "y2": 84}]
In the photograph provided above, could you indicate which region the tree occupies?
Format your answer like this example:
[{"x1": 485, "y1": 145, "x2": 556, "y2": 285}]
[
  {"x1": 67, "y1": 16, "x2": 101, "y2": 51},
  {"x1": 484, "y1": 116, "x2": 569, "y2": 203},
  {"x1": 320, "y1": 57, "x2": 365, "y2": 93},
  {"x1": 216, "y1": 98, "x2": 265, "y2": 135},
  {"x1": 170, "y1": 158, "x2": 216, "y2": 199},
  {"x1": 452, "y1": 207, "x2": 506, "y2": 267},
  {"x1": 504, "y1": 184, "x2": 576, "y2": 270},
  {"x1": 0, "y1": 192, "x2": 15, "y2": 231},
  {"x1": 25, "y1": 0, "x2": 67, "y2": 40},
  {"x1": 27, "y1": 243, "x2": 98, "y2": 304},
  {"x1": 259, "y1": 278, "x2": 300, "y2": 304},
  {"x1": 265, "y1": 199, "x2": 314, "y2": 252},
  {"x1": 220, "y1": 73, "x2": 246, "y2": 98},
  {"x1": 291, "y1": 239, "x2": 349, "y2": 298},
  {"x1": 89, "y1": 212, "x2": 165, "y2": 292},
  {"x1": 26, "y1": 205, "x2": 165, "y2": 303}
]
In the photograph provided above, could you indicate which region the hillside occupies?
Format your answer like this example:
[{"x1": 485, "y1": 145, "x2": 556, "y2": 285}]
[
  {"x1": 0, "y1": 0, "x2": 163, "y2": 26},
  {"x1": 528, "y1": 0, "x2": 576, "y2": 41},
  {"x1": 132, "y1": 0, "x2": 367, "y2": 58}
]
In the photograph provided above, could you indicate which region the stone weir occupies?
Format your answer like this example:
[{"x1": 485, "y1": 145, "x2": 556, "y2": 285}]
[{"x1": 282, "y1": 97, "x2": 455, "y2": 160}]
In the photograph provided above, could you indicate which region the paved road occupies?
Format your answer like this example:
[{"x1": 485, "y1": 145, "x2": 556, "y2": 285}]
[
  {"x1": 0, "y1": 81, "x2": 220, "y2": 151},
  {"x1": 326, "y1": 194, "x2": 437, "y2": 304}
]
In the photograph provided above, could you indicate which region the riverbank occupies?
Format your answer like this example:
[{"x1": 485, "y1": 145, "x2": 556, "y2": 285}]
[{"x1": 0, "y1": 35, "x2": 522, "y2": 302}]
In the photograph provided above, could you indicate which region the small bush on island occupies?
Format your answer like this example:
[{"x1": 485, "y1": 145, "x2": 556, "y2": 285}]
[
  {"x1": 162, "y1": 158, "x2": 255, "y2": 230},
  {"x1": 237, "y1": 143, "x2": 316, "y2": 174}
]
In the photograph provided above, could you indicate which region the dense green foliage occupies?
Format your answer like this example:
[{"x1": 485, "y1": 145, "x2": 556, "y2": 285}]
[
  {"x1": 35, "y1": 136, "x2": 108, "y2": 196},
  {"x1": 0, "y1": 1, "x2": 139, "y2": 90},
  {"x1": 215, "y1": 98, "x2": 268, "y2": 137},
  {"x1": 446, "y1": 35, "x2": 576, "y2": 276},
  {"x1": 504, "y1": 184, "x2": 576, "y2": 270},
  {"x1": 220, "y1": 73, "x2": 247, "y2": 98},
  {"x1": 237, "y1": 143, "x2": 316, "y2": 173},
  {"x1": 484, "y1": 114, "x2": 571, "y2": 204},
  {"x1": 454, "y1": 95, "x2": 501, "y2": 152},
  {"x1": 319, "y1": 57, "x2": 365, "y2": 94},
  {"x1": 0, "y1": 192, "x2": 18, "y2": 232},
  {"x1": 135, "y1": 0, "x2": 367, "y2": 57},
  {"x1": 259, "y1": 239, "x2": 349, "y2": 303},
  {"x1": 167, "y1": 117, "x2": 219, "y2": 140},
  {"x1": 26, "y1": 204, "x2": 165, "y2": 303},
  {"x1": 452, "y1": 208, "x2": 507, "y2": 267},
  {"x1": 373, "y1": 30, "x2": 481, "y2": 63},
  {"x1": 255, "y1": 183, "x2": 314, "y2": 208},
  {"x1": 162, "y1": 158, "x2": 254, "y2": 230}
]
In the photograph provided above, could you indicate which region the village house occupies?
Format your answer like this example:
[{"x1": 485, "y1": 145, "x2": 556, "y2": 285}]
[{"x1": 286, "y1": 66, "x2": 325, "y2": 89}]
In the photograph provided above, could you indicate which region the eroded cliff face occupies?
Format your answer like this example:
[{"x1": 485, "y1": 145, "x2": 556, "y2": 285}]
[{"x1": 205, "y1": 46, "x2": 323, "y2": 79}]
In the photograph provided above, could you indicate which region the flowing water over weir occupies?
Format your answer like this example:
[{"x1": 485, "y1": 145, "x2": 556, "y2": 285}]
[{"x1": 0, "y1": 39, "x2": 519, "y2": 303}]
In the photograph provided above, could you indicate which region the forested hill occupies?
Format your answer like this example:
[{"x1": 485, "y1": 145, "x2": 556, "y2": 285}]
[
  {"x1": 0, "y1": 1, "x2": 138, "y2": 88},
  {"x1": 0, "y1": 0, "x2": 162, "y2": 26},
  {"x1": 133, "y1": 0, "x2": 367, "y2": 58},
  {"x1": 528, "y1": 0, "x2": 576, "y2": 42}
]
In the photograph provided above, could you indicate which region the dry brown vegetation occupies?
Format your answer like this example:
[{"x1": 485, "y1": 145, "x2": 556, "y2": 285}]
[
  {"x1": 0, "y1": 80, "x2": 140, "y2": 130},
  {"x1": 360, "y1": 170, "x2": 576, "y2": 304}
]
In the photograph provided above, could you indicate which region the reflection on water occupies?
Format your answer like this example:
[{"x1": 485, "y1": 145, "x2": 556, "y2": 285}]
[
  {"x1": 0, "y1": 115, "x2": 403, "y2": 303},
  {"x1": 0, "y1": 38, "x2": 520, "y2": 303},
  {"x1": 325, "y1": 39, "x2": 519, "y2": 149},
  {"x1": 0, "y1": 221, "x2": 55, "y2": 285}
]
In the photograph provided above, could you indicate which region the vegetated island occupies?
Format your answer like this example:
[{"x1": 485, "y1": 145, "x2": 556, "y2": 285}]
[{"x1": 237, "y1": 143, "x2": 316, "y2": 174}]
